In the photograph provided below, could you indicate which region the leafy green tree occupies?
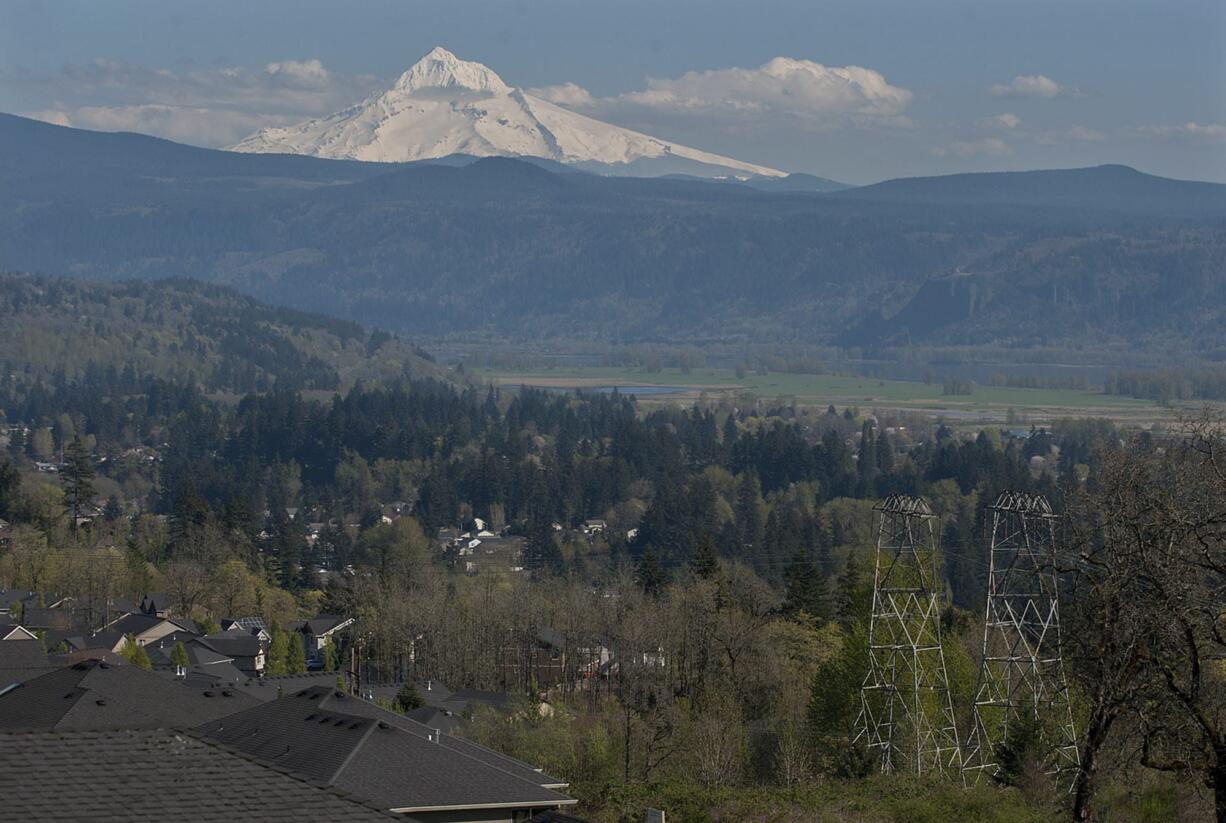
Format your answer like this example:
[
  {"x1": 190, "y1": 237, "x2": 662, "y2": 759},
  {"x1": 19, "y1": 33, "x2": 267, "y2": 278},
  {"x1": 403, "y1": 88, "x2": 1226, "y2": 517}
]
[{"x1": 121, "y1": 634, "x2": 152, "y2": 670}]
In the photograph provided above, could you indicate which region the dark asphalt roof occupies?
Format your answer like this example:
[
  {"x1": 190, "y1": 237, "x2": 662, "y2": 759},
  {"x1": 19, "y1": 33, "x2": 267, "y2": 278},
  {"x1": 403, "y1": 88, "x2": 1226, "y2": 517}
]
[
  {"x1": 197, "y1": 632, "x2": 263, "y2": 658},
  {"x1": 404, "y1": 705, "x2": 462, "y2": 734},
  {"x1": 0, "y1": 728, "x2": 394, "y2": 821},
  {"x1": 0, "y1": 641, "x2": 56, "y2": 687},
  {"x1": 0, "y1": 660, "x2": 258, "y2": 731},
  {"x1": 195, "y1": 688, "x2": 574, "y2": 813},
  {"x1": 304, "y1": 687, "x2": 567, "y2": 789}
]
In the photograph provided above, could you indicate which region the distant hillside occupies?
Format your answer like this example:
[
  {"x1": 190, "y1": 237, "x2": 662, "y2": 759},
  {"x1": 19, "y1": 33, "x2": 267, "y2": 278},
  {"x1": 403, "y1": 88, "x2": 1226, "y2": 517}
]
[
  {"x1": 2, "y1": 113, "x2": 1225, "y2": 356},
  {"x1": 838, "y1": 164, "x2": 1226, "y2": 219},
  {"x1": 0, "y1": 273, "x2": 445, "y2": 393}
]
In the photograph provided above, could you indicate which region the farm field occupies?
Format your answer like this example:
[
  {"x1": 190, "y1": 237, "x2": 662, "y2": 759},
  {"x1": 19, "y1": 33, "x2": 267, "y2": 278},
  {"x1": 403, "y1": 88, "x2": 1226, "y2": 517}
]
[{"x1": 476, "y1": 365, "x2": 1191, "y2": 427}]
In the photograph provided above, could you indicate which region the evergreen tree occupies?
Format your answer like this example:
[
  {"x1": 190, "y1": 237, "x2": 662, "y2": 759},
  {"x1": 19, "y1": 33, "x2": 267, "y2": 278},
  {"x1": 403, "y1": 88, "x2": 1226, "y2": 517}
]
[
  {"x1": 321, "y1": 636, "x2": 337, "y2": 672},
  {"x1": 0, "y1": 458, "x2": 19, "y2": 521},
  {"x1": 170, "y1": 640, "x2": 190, "y2": 673},
  {"x1": 835, "y1": 553, "x2": 871, "y2": 625},
  {"x1": 689, "y1": 533, "x2": 719, "y2": 580},
  {"x1": 782, "y1": 550, "x2": 827, "y2": 620},
  {"x1": 523, "y1": 511, "x2": 563, "y2": 576},
  {"x1": 636, "y1": 550, "x2": 666, "y2": 597},
  {"x1": 102, "y1": 494, "x2": 123, "y2": 522},
  {"x1": 266, "y1": 629, "x2": 290, "y2": 676},
  {"x1": 856, "y1": 421, "x2": 878, "y2": 497},
  {"x1": 62, "y1": 435, "x2": 96, "y2": 535},
  {"x1": 395, "y1": 682, "x2": 425, "y2": 713},
  {"x1": 287, "y1": 631, "x2": 307, "y2": 674},
  {"x1": 734, "y1": 471, "x2": 765, "y2": 561}
]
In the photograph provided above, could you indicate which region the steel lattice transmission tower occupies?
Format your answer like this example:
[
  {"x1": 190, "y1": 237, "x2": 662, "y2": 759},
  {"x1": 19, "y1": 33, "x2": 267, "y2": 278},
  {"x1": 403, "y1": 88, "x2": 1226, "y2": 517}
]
[
  {"x1": 856, "y1": 494, "x2": 962, "y2": 775},
  {"x1": 962, "y1": 491, "x2": 1079, "y2": 788}
]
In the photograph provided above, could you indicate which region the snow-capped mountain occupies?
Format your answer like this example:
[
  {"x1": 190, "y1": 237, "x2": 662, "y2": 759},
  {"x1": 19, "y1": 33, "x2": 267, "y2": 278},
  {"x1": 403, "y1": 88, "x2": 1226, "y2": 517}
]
[{"x1": 228, "y1": 47, "x2": 786, "y2": 178}]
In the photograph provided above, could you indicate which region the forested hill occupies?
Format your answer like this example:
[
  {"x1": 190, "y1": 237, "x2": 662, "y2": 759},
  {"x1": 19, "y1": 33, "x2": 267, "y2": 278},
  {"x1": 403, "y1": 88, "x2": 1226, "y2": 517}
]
[
  {"x1": 0, "y1": 274, "x2": 445, "y2": 394},
  {"x1": 3, "y1": 113, "x2": 1226, "y2": 353}
]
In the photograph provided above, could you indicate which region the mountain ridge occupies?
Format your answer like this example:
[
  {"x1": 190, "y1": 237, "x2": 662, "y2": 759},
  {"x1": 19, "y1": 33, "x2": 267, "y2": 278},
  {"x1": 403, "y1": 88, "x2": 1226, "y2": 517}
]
[{"x1": 3, "y1": 112, "x2": 1225, "y2": 356}]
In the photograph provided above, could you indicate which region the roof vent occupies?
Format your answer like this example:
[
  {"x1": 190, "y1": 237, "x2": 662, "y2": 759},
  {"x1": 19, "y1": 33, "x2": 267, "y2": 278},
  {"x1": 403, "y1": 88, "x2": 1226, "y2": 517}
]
[
  {"x1": 318, "y1": 715, "x2": 331, "y2": 724},
  {"x1": 333, "y1": 718, "x2": 347, "y2": 726},
  {"x1": 99, "y1": 662, "x2": 110, "y2": 669},
  {"x1": 348, "y1": 721, "x2": 362, "y2": 730},
  {"x1": 221, "y1": 689, "x2": 233, "y2": 697},
  {"x1": 305, "y1": 713, "x2": 318, "y2": 721},
  {"x1": 334, "y1": 690, "x2": 346, "y2": 699},
  {"x1": 203, "y1": 690, "x2": 214, "y2": 697},
  {"x1": 95, "y1": 699, "x2": 107, "y2": 706},
  {"x1": 377, "y1": 721, "x2": 390, "y2": 730}
]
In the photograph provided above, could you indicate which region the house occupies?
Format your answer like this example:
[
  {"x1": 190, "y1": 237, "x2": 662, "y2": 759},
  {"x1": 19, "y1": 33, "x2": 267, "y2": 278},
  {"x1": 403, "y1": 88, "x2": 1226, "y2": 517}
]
[
  {"x1": 139, "y1": 592, "x2": 172, "y2": 618},
  {"x1": 502, "y1": 626, "x2": 568, "y2": 690},
  {"x1": 220, "y1": 616, "x2": 273, "y2": 643},
  {"x1": 196, "y1": 686, "x2": 576, "y2": 819},
  {"x1": 0, "y1": 728, "x2": 396, "y2": 821},
  {"x1": 0, "y1": 590, "x2": 38, "y2": 618},
  {"x1": 101, "y1": 612, "x2": 197, "y2": 647},
  {"x1": 196, "y1": 632, "x2": 266, "y2": 676},
  {"x1": 291, "y1": 615, "x2": 354, "y2": 667},
  {"x1": 582, "y1": 519, "x2": 607, "y2": 535}
]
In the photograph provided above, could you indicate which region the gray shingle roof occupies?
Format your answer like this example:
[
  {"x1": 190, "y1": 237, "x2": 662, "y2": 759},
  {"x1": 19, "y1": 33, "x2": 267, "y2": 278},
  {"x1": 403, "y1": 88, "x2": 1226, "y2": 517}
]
[
  {"x1": 195, "y1": 689, "x2": 574, "y2": 813},
  {"x1": 0, "y1": 641, "x2": 56, "y2": 687},
  {"x1": 301, "y1": 687, "x2": 567, "y2": 789},
  {"x1": 0, "y1": 660, "x2": 257, "y2": 731},
  {"x1": 0, "y1": 729, "x2": 394, "y2": 821}
]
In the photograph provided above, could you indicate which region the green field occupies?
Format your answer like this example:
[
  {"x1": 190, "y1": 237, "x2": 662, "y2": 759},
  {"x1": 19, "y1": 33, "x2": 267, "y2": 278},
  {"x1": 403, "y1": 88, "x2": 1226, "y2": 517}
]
[{"x1": 477, "y1": 365, "x2": 1186, "y2": 426}]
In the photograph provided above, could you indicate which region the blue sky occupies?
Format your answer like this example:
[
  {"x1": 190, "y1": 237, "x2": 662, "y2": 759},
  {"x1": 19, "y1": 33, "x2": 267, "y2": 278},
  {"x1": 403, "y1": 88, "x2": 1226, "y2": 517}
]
[{"x1": 2, "y1": 0, "x2": 1222, "y2": 183}]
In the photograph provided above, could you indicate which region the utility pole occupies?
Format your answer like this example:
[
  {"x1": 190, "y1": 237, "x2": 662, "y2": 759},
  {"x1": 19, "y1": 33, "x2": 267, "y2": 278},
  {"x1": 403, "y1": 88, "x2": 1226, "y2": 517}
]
[
  {"x1": 962, "y1": 491, "x2": 1079, "y2": 788},
  {"x1": 856, "y1": 494, "x2": 961, "y2": 775}
]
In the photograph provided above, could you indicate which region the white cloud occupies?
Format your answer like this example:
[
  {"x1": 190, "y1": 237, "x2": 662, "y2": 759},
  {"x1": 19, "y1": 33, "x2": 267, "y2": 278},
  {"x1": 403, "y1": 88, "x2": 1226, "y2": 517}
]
[
  {"x1": 537, "y1": 57, "x2": 913, "y2": 128},
  {"x1": 30, "y1": 104, "x2": 300, "y2": 147},
  {"x1": 7, "y1": 57, "x2": 381, "y2": 146},
  {"x1": 990, "y1": 74, "x2": 1070, "y2": 99},
  {"x1": 23, "y1": 109, "x2": 72, "y2": 127},
  {"x1": 1067, "y1": 124, "x2": 1105, "y2": 141},
  {"x1": 1138, "y1": 121, "x2": 1226, "y2": 141},
  {"x1": 264, "y1": 59, "x2": 331, "y2": 86},
  {"x1": 979, "y1": 112, "x2": 1021, "y2": 129},
  {"x1": 526, "y1": 82, "x2": 595, "y2": 107},
  {"x1": 1033, "y1": 124, "x2": 1106, "y2": 144},
  {"x1": 931, "y1": 137, "x2": 1013, "y2": 157}
]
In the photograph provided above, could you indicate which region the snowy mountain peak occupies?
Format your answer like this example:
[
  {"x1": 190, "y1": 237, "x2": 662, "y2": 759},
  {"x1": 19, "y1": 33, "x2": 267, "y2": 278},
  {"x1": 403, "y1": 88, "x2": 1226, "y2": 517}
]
[
  {"x1": 228, "y1": 47, "x2": 785, "y2": 178},
  {"x1": 392, "y1": 46, "x2": 510, "y2": 95}
]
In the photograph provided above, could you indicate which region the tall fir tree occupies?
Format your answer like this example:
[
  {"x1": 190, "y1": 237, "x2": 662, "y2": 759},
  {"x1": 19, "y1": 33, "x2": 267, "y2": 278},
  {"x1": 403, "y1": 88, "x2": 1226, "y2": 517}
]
[{"x1": 62, "y1": 435, "x2": 96, "y2": 535}]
